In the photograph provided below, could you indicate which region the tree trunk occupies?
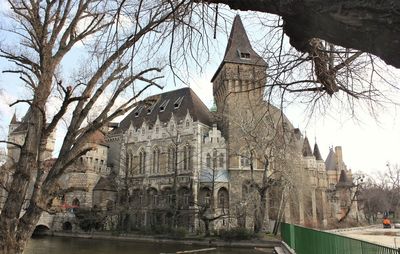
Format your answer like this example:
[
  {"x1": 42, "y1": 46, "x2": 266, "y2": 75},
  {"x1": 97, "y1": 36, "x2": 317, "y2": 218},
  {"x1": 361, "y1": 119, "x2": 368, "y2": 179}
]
[
  {"x1": 204, "y1": 219, "x2": 210, "y2": 237},
  {"x1": 254, "y1": 191, "x2": 267, "y2": 233},
  {"x1": 206, "y1": 0, "x2": 400, "y2": 68}
]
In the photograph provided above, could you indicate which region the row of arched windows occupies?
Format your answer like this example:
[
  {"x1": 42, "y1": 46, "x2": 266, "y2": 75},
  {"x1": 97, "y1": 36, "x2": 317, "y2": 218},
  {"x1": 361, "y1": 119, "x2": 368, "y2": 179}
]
[
  {"x1": 199, "y1": 187, "x2": 229, "y2": 209},
  {"x1": 127, "y1": 145, "x2": 193, "y2": 175},
  {"x1": 128, "y1": 187, "x2": 192, "y2": 209},
  {"x1": 206, "y1": 150, "x2": 224, "y2": 169}
]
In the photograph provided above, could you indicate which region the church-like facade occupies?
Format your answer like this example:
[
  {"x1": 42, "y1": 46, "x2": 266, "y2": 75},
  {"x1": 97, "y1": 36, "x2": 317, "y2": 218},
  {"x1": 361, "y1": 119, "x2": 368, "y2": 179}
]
[{"x1": 2, "y1": 15, "x2": 359, "y2": 232}]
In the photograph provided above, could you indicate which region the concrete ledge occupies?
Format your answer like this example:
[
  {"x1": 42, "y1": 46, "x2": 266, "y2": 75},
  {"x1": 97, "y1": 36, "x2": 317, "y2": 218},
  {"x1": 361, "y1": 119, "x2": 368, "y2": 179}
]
[
  {"x1": 278, "y1": 241, "x2": 295, "y2": 254},
  {"x1": 47, "y1": 231, "x2": 280, "y2": 249}
]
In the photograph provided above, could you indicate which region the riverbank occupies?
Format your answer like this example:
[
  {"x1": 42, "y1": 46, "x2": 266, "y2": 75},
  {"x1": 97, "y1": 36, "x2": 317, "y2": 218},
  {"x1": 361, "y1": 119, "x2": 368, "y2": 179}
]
[{"x1": 42, "y1": 231, "x2": 281, "y2": 249}]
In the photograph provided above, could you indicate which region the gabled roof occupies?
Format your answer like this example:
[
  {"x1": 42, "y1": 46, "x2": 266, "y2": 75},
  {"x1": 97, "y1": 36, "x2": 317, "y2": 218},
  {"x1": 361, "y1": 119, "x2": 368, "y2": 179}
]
[
  {"x1": 313, "y1": 143, "x2": 323, "y2": 161},
  {"x1": 113, "y1": 87, "x2": 212, "y2": 134},
  {"x1": 302, "y1": 136, "x2": 313, "y2": 157},
  {"x1": 211, "y1": 15, "x2": 267, "y2": 82},
  {"x1": 325, "y1": 148, "x2": 337, "y2": 171}
]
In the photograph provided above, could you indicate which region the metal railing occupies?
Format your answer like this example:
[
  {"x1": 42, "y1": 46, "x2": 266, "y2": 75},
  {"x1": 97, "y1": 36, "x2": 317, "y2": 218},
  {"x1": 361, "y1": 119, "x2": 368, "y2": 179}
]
[{"x1": 281, "y1": 223, "x2": 399, "y2": 254}]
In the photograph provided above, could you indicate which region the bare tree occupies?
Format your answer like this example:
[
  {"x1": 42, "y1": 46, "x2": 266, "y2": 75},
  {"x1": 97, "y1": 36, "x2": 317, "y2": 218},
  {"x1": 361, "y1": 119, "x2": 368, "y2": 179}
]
[
  {"x1": 337, "y1": 174, "x2": 363, "y2": 223},
  {"x1": 0, "y1": 1, "x2": 209, "y2": 252},
  {"x1": 359, "y1": 164, "x2": 400, "y2": 222},
  {"x1": 197, "y1": 149, "x2": 228, "y2": 236},
  {"x1": 227, "y1": 99, "x2": 298, "y2": 233}
]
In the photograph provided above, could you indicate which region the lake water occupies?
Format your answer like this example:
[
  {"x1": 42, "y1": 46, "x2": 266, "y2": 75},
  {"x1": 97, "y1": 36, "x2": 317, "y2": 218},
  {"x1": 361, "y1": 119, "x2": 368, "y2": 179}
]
[{"x1": 24, "y1": 236, "x2": 267, "y2": 254}]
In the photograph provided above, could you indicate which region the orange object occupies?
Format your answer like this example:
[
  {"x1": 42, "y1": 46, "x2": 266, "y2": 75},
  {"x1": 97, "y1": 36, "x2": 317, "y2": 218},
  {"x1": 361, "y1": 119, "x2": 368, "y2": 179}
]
[{"x1": 383, "y1": 218, "x2": 391, "y2": 225}]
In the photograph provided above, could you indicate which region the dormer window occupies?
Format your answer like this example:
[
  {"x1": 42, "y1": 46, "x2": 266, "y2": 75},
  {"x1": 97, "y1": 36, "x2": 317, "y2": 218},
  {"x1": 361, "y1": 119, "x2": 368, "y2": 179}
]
[
  {"x1": 237, "y1": 49, "x2": 250, "y2": 59},
  {"x1": 159, "y1": 99, "x2": 170, "y2": 112},
  {"x1": 174, "y1": 96, "x2": 184, "y2": 109},
  {"x1": 134, "y1": 106, "x2": 144, "y2": 117},
  {"x1": 147, "y1": 103, "x2": 157, "y2": 115}
]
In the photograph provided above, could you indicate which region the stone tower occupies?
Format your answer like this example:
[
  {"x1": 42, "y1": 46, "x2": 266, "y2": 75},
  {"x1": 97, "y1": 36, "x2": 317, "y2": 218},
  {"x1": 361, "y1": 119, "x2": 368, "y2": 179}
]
[
  {"x1": 211, "y1": 15, "x2": 268, "y2": 171},
  {"x1": 211, "y1": 15, "x2": 267, "y2": 138}
]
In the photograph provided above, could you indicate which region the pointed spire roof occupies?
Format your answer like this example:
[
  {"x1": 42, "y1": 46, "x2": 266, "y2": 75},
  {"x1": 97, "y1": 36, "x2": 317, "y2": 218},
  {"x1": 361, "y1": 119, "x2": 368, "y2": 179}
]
[
  {"x1": 336, "y1": 170, "x2": 353, "y2": 188},
  {"x1": 313, "y1": 142, "x2": 323, "y2": 160},
  {"x1": 211, "y1": 15, "x2": 267, "y2": 82},
  {"x1": 223, "y1": 15, "x2": 267, "y2": 66},
  {"x1": 10, "y1": 112, "x2": 17, "y2": 124},
  {"x1": 302, "y1": 136, "x2": 313, "y2": 157}
]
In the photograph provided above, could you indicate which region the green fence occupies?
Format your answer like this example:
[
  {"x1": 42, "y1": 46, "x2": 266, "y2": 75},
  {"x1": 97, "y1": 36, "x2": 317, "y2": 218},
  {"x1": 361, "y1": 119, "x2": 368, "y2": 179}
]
[{"x1": 281, "y1": 223, "x2": 399, "y2": 254}]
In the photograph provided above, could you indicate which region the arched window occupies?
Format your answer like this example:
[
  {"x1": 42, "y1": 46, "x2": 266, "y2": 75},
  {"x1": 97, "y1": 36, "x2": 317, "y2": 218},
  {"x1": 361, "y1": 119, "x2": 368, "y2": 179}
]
[
  {"x1": 147, "y1": 188, "x2": 158, "y2": 207},
  {"x1": 72, "y1": 198, "x2": 80, "y2": 207},
  {"x1": 242, "y1": 184, "x2": 248, "y2": 200},
  {"x1": 212, "y1": 150, "x2": 218, "y2": 169},
  {"x1": 183, "y1": 145, "x2": 192, "y2": 171},
  {"x1": 178, "y1": 187, "x2": 190, "y2": 208},
  {"x1": 126, "y1": 151, "x2": 134, "y2": 175},
  {"x1": 240, "y1": 154, "x2": 250, "y2": 168},
  {"x1": 168, "y1": 146, "x2": 176, "y2": 172},
  {"x1": 139, "y1": 149, "x2": 146, "y2": 174},
  {"x1": 218, "y1": 188, "x2": 229, "y2": 209},
  {"x1": 152, "y1": 147, "x2": 160, "y2": 174},
  {"x1": 206, "y1": 153, "x2": 211, "y2": 168},
  {"x1": 199, "y1": 187, "x2": 211, "y2": 207},
  {"x1": 130, "y1": 189, "x2": 141, "y2": 207},
  {"x1": 219, "y1": 153, "x2": 224, "y2": 168}
]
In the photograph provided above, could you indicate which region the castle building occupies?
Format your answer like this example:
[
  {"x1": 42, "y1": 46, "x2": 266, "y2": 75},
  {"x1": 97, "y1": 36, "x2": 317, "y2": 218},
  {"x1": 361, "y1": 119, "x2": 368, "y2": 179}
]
[{"x1": 2, "y1": 15, "x2": 358, "y2": 232}]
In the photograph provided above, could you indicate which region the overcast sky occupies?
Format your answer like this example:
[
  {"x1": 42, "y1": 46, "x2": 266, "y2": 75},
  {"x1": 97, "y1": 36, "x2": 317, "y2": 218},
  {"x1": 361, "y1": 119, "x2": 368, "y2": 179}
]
[{"x1": 0, "y1": 8, "x2": 399, "y2": 176}]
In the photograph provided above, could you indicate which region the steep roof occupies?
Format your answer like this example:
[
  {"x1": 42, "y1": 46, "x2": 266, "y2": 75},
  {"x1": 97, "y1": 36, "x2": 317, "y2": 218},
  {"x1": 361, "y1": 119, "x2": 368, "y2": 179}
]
[
  {"x1": 302, "y1": 136, "x2": 313, "y2": 157},
  {"x1": 211, "y1": 15, "x2": 267, "y2": 82},
  {"x1": 93, "y1": 177, "x2": 117, "y2": 192},
  {"x1": 336, "y1": 170, "x2": 353, "y2": 188},
  {"x1": 325, "y1": 148, "x2": 337, "y2": 171},
  {"x1": 313, "y1": 142, "x2": 323, "y2": 161},
  {"x1": 113, "y1": 87, "x2": 212, "y2": 134}
]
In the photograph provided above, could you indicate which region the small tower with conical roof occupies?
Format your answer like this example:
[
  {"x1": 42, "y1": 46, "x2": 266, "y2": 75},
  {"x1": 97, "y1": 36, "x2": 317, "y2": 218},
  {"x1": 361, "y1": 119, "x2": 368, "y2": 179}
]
[
  {"x1": 313, "y1": 142, "x2": 326, "y2": 173},
  {"x1": 211, "y1": 15, "x2": 267, "y2": 138}
]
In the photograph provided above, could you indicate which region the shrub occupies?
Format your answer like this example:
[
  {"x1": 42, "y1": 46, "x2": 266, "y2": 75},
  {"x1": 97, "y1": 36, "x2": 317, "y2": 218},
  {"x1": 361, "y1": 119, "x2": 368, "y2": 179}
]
[{"x1": 171, "y1": 227, "x2": 187, "y2": 238}]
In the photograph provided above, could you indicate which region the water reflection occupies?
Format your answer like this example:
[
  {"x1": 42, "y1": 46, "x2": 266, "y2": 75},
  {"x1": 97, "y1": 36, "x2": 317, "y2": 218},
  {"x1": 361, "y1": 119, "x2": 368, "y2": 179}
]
[{"x1": 24, "y1": 236, "x2": 266, "y2": 254}]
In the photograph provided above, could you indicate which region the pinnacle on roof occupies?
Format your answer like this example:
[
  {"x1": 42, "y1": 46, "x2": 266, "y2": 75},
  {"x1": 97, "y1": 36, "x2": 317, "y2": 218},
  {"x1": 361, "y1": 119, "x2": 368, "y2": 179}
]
[
  {"x1": 313, "y1": 142, "x2": 323, "y2": 161},
  {"x1": 10, "y1": 111, "x2": 17, "y2": 124},
  {"x1": 223, "y1": 15, "x2": 267, "y2": 66},
  {"x1": 302, "y1": 136, "x2": 313, "y2": 157}
]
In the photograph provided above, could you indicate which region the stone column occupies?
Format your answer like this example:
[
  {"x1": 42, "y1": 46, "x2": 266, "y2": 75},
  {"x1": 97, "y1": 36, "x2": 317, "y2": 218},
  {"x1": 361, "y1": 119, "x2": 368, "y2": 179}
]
[
  {"x1": 311, "y1": 188, "x2": 317, "y2": 226},
  {"x1": 321, "y1": 189, "x2": 328, "y2": 227},
  {"x1": 284, "y1": 198, "x2": 291, "y2": 223},
  {"x1": 299, "y1": 192, "x2": 305, "y2": 225}
]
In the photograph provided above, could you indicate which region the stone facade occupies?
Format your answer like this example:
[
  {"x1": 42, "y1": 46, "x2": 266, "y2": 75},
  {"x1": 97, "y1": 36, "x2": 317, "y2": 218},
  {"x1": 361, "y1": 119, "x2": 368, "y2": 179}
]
[{"x1": 1, "y1": 15, "x2": 359, "y2": 233}]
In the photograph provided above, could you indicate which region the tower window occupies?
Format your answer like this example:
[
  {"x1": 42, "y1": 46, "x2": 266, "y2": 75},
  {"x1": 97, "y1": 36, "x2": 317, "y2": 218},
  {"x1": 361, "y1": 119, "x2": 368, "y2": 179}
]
[
  {"x1": 237, "y1": 49, "x2": 250, "y2": 59},
  {"x1": 241, "y1": 52, "x2": 250, "y2": 59}
]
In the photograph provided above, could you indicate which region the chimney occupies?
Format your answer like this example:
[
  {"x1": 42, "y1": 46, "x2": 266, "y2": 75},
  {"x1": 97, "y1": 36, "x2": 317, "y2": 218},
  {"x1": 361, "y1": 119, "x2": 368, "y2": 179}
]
[{"x1": 335, "y1": 146, "x2": 343, "y2": 170}]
